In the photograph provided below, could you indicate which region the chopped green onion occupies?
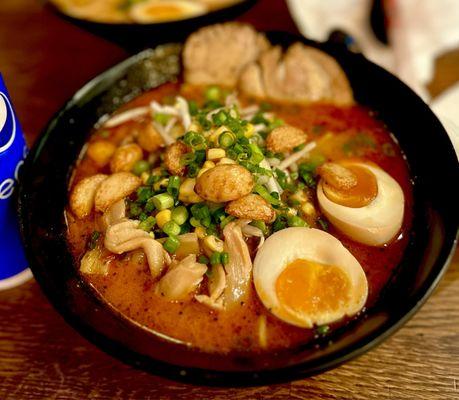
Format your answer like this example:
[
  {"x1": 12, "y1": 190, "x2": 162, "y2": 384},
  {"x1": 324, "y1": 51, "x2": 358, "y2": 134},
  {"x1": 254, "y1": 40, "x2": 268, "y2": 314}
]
[
  {"x1": 128, "y1": 202, "x2": 142, "y2": 218},
  {"x1": 167, "y1": 176, "x2": 180, "y2": 197},
  {"x1": 205, "y1": 85, "x2": 221, "y2": 102},
  {"x1": 137, "y1": 186, "x2": 153, "y2": 203},
  {"x1": 254, "y1": 184, "x2": 280, "y2": 205},
  {"x1": 220, "y1": 252, "x2": 229, "y2": 265},
  {"x1": 211, "y1": 207, "x2": 226, "y2": 223},
  {"x1": 287, "y1": 215, "x2": 309, "y2": 228},
  {"x1": 250, "y1": 220, "x2": 268, "y2": 235},
  {"x1": 206, "y1": 224, "x2": 218, "y2": 236},
  {"x1": 273, "y1": 215, "x2": 287, "y2": 232},
  {"x1": 183, "y1": 131, "x2": 207, "y2": 150},
  {"x1": 210, "y1": 251, "x2": 221, "y2": 266},
  {"x1": 144, "y1": 198, "x2": 155, "y2": 213},
  {"x1": 220, "y1": 215, "x2": 235, "y2": 229},
  {"x1": 154, "y1": 113, "x2": 171, "y2": 126},
  {"x1": 163, "y1": 235, "x2": 180, "y2": 253},
  {"x1": 269, "y1": 118, "x2": 284, "y2": 130},
  {"x1": 146, "y1": 174, "x2": 161, "y2": 185},
  {"x1": 87, "y1": 231, "x2": 100, "y2": 250},
  {"x1": 213, "y1": 110, "x2": 228, "y2": 126},
  {"x1": 248, "y1": 143, "x2": 264, "y2": 164},
  {"x1": 194, "y1": 149, "x2": 206, "y2": 165},
  {"x1": 316, "y1": 325, "x2": 330, "y2": 335},
  {"x1": 171, "y1": 206, "x2": 188, "y2": 225},
  {"x1": 180, "y1": 152, "x2": 196, "y2": 165},
  {"x1": 293, "y1": 143, "x2": 306, "y2": 152},
  {"x1": 188, "y1": 100, "x2": 198, "y2": 116},
  {"x1": 198, "y1": 255, "x2": 209, "y2": 264},
  {"x1": 187, "y1": 163, "x2": 199, "y2": 178},
  {"x1": 218, "y1": 131, "x2": 236, "y2": 148},
  {"x1": 180, "y1": 221, "x2": 191, "y2": 234},
  {"x1": 201, "y1": 215, "x2": 211, "y2": 228},
  {"x1": 191, "y1": 204, "x2": 210, "y2": 220},
  {"x1": 139, "y1": 216, "x2": 156, "y2": 232},
  {"x1": 139, "y1": 212, "x2": 148, "y2": 221},
  {"x1": 132, "y1": 160, "x2": 150, "y2": 176},
  {"x1": 152, "y1": 193, "x2": 174, "y2": 210},
  {"x1": 190, "y1": 217, "x2": 202, "y2": 227},
  {"x1": 163, "y1": 220, "x2": 181, "y2": 236}
]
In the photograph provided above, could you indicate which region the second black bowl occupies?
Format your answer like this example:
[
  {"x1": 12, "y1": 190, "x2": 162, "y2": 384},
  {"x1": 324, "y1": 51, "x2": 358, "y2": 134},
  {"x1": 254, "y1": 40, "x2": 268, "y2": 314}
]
[{"x1": 49, "y1": 0, "x2": 257, "y2": 51}]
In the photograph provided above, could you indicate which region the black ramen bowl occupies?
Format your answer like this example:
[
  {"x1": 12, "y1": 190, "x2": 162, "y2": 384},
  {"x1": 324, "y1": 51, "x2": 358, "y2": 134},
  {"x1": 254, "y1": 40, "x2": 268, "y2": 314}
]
[
  {"x1": 49, "y1": 0, "x2": 257, "y2": 51},
  {"x1": 17, "y1": 32, "x2": 459, "y2": 386}
]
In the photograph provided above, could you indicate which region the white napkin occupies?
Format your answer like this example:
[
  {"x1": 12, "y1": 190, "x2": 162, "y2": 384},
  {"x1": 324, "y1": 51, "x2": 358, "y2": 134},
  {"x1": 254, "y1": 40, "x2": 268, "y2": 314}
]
[{"x1": 287, "y1": 0, "x2": 459, "y2": 157}]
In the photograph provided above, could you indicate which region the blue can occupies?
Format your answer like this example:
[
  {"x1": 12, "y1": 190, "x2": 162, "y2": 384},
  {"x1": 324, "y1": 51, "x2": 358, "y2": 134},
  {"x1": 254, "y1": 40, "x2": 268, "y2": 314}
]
[{"x1": 0, "y1": 74, "x2": 32, "y2": 290}]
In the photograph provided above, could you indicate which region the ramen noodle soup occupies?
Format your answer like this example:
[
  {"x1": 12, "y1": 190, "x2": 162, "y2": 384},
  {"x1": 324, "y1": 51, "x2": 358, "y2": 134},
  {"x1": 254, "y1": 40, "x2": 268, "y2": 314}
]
[
  {"x1": 50, "y1": 0, "x2": 243, "y2": 24},
  {"x1": 66, "y1": 23, "x2": 413, "y2": 354}
]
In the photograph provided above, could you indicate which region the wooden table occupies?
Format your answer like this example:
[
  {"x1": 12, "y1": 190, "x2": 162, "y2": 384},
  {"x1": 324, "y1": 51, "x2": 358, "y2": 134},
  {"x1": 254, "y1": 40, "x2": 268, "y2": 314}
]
[{"x1": 1, "y1": 1, "x2": 458, "y2": 398}]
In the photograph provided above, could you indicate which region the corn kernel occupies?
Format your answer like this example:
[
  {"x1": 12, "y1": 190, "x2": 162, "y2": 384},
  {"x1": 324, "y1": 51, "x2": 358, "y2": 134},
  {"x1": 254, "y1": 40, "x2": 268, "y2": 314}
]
[
  {"x1": 202, "y1": 235, "x2": 224, "y2": 256},
  {"x1": 203, "y1": 160, "x2": 216, "y2": 169},
  {"x1": 218, "y1": 157, "x2": 236, "y2": 165},
  {"x1": 153, "y1": 177, "x2": 168, "y2": 192},
  {"x1": 194, "y1": 227, "x2": 207, "y2": 239},
  {"x1": 156, "y1": 209, "x2": 172, "y2": 229},
  {"x1": 207, "y1": 148, "x2": 226, "y2": 160},
  {"x1": 188, "y1": 122, "x2": 201, "y2": 132},
  {"x1": 301, "y1": 202, "x2": 316, "y2": 216},
  {"x1": 244, "y1": 123, "x2": 254, "y2": 138},
  {"x1": 197, "y1": 167, "x2": 210, "y2": 177},
  {"x1": 141, "y1": 172, "x2": 150, "y2": 184},
  {"x1": 179, "y1": 178, "x2": 202, "y2": 203},
  {"x1": 209, "y1": 125, "x2": 229, "y2": 142}
]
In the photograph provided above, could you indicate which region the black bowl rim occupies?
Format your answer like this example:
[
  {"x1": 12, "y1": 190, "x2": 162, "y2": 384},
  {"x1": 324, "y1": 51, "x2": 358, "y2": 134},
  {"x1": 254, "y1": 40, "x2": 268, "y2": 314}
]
[
  {"x1": 17, "y1": 38, "x2": 459, "y2": 386},
  {"x1": 49, "y1": 0, "x2": 256, "y2": 28}
]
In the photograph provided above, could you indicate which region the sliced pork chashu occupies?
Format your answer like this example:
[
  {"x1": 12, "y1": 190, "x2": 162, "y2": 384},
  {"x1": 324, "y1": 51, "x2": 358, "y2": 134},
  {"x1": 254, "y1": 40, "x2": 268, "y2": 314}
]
[
  {"x1": 239, "y1": 43, "x2": 354, "y2": 106},
  {"x1": 183, "y1": 22, "x2": 270, "y2": 87}
]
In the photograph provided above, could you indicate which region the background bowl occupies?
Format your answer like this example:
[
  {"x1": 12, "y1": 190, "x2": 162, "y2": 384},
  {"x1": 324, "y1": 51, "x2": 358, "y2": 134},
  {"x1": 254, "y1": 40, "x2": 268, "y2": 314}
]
[
  {"x1": 17, "y1": 32, "x2": 459, "y2": 385},
  {"x1": 49, "y1": 0, "x2": 257, "y2": 51}
]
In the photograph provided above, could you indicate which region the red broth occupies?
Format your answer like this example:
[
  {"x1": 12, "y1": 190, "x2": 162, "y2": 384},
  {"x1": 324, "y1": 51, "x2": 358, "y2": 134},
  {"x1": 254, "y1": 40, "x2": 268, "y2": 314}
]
[{"x1": 67, "y1": 83, "x2": 413, "y2": 354}]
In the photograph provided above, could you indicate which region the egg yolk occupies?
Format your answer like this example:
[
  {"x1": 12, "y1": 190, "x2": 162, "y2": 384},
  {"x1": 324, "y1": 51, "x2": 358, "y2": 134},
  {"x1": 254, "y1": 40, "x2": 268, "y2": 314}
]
[
  {"x1": 322, "y1": 163, "x2": 378, "y2": 208},
  {"x1": 144, "y1": 5, "x2": 187, "y2": 21},
  {"x1": 275, "y1": 259, "x2": 351, "y2": 317}
]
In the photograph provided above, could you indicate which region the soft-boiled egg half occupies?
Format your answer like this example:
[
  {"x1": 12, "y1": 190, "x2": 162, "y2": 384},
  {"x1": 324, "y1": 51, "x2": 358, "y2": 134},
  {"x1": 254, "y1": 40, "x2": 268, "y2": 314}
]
[
  {"x1": 317, "y1": 161, "x2": 405, "y2": 246},
  {"x1": 129, "y1": 0, "x2": 206, "y2": 23},
  {"x1": 253, "y1": 228, "x2": 368, "y2": 328}
]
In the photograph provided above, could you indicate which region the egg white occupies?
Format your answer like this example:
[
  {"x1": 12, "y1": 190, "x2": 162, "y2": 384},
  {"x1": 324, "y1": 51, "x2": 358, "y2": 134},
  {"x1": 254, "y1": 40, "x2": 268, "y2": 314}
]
[
  {"x1": 253, "y1": 227, "x2": 368, "y2": 328},
  {"x1": 129, "y1": 0, "x2": 206, "y2": 23},
  {"x1": 317, "y1": 162, "x2": 405, "y2": 246}
]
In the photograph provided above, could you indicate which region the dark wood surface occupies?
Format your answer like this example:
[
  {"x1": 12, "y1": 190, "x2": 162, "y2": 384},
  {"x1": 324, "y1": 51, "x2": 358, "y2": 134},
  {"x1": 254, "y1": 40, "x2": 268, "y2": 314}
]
[{"x1": 1, "y1": 0, "x2": 458, "y2": 398}]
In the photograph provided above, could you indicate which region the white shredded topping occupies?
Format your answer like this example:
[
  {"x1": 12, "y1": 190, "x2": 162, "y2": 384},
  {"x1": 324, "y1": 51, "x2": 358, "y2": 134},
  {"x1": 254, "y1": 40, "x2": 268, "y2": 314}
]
[
  {"x1": 253, "y1": 124, "x2": 266, "y2": 133},
  {"x1": 152, "y1": 120, "x2": 175, "y2": 145},
  {"x1": 267, "y1": 157, "x2": 281, "y2": 167},
  {"x1": 240, "y1": 104, "x2": 259, "y2": 119},
  {"x1": 150, "y1": 101, "x2": 179, "y2": 116},
  {"x1": 104, "y1": 106, "x2": 149, "y2": 128},
  {"x1": 259, "y1": 159, "x2": 283, "y2": 195},
  {"x1": 241, "y1": 225, "x2": 263, "y2": 237},
  {"x1": 241, "y1": 224, "x2": 265, "y2": 250},
  {"x1": 206, "y1": 107, "x2": 224, "y2": 120},
  {"x1": 175, "y1": 96, "x2": 191, "y2": 130},
  {"x1": 278, "y1": 141, "x2": 317, "y2": 171},
  {"x1": 225, "y1": 92, "x2": 239, "y2": 108}
]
